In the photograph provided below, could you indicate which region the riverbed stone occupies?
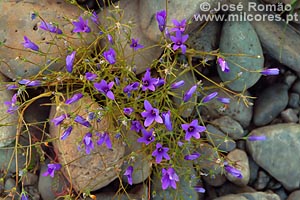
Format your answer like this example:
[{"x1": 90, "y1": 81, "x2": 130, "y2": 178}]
[
  {"x1": 213, "y1": 192, "x2": 280, "y2": 200},
  {"x1": 49, "y1": 95, "x2": 125, "y2": 192},
  {"x1": 218, "y1": 20, "x2": 264, "y2": 92},
  {"x1": 246, "y1": 123, "x2": 300, "y2": 191},
  {"x1": 212, "y1": 116, "x2": 245, "y2": 139},
  {"x1": 0, "y1": 0, "x2": 98, "y2": 79}
]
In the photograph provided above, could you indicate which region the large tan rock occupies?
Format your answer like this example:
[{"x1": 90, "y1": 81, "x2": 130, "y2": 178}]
[{"x1": 49, "y1": 95, "x2": 125, "y2": 192}]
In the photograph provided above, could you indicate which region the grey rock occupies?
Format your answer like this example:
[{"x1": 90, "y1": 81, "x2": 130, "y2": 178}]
[
  {"x1": 288, "y1": 93, "x2": 299, "y2": 108},
  {"x1": 253, "y1": 83, "x2": 288, "y2": 126},
  {"x1": 291, "y1": 79, "x2": 300, "y2": 94},
  {"x1": 274, "y1": 187, "x2": 288, "y2": 200},
  {"x1": 226, "y1": 149, "x2": 250, "y2": 186},
  {"x1": 24, "y1": 186, "x2": 40, "y2": 200},
  {"x1": 0, "y1": 0, "x2": 97, "y2": 79},
  {"x1": 206, "y1": 124, "x2": 236, "y2": 152},
  {"x1": 246, "y1": 123, "x2": 300, "y2": 191},
  {"x1": 287, "y1": 190, "x2": 300, "y2": 200},
  {"x1": 218, "y1": 20, "x2": 264, "y2": 92},
  {"x1": 267, "y1": 180, "x2": 282, "y2": 190},
  {"x1": 213, "y1": 192, "x2": 280, "y2": 200},
  {"x1": 203, "y1": 174, "x2": 226, "y2": 187},
  {"x1": 23, "y1": 172, "x2": 38, "y2": 186},
  {"x1": 215, "y1": 181, "x2": 256, "y2": 197},
  {"x1": 254, "y1": 170, "x2": 270, "y2": 190},
  {"x1": 4, "y1": 178, "x2": 20, "y2": 199},
  {"x1": 248, "y1": 156, "x2": 260, "y2": 185},
  {"x1": 0, "y1": 73, "x2": 18, "y2": 147},
  {"x1": 283, "y1": 71, "x2": 297, "y2": 89},
  {"x1": 229, "y1": 0, "x2": 300, "y2": 73},
  {"x1": 212, "y1": 116, "x2": 245, "y2": 139},
  {"x1": 280, "y1": 108, "x2": 298, "y2": 123}
]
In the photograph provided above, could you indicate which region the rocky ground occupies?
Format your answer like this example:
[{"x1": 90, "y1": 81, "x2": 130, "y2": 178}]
[{"x1": 1, "y1": 0, "x2": 300, "y2": 200}]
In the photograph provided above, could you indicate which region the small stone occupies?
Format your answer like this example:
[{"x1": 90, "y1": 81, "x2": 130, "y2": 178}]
[
  {"x1": 253, "y1": 170, "x2": 270, "y2": 190},
  {"x1": 291, "y1": 79, "x2": 300, "y2": 94},
  {"x1": 213, "y1": 192, "x2": 280, "y2": 200},
  {"x1": 288, "y1": 93, "x2": 299, "y2": 108},
  {"x1": 4, "y1": 178, "x2": 20, "y2": 199},
  {"x1": 202, "y1": 174, "x2": 226, "y2": 187},
  {"x1": 287, "y1": 190, "x2": 300, "y2": 200},
  {"x1": 23, "y1": 172, "x2": 38, "y2": 186},
  {"x1": 206, "y1": 124, "x2": 236, "y2": 152},
  {"x1": 280, "y1": 108, "x2": 298, "y2": 123},
  {"x1": 226, "y1": 149, "x2": 250, "y2": 186},
  {"x1": 283, "y1": 71, "x2": 297, "y2": 89},
  {"x1": 253, "y1": 83, "x2": 288, "y2": 126},
  {"x1": 212, "y1": 116, "x2": 245, "y2": 140}
]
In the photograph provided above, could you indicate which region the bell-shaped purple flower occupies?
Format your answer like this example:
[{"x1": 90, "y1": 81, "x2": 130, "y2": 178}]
[
  {"x1": 137, "y1": 128, "x2": 155, "y2": 145},
  {"x1": 4, "y1": 93, "x2": 18, "y2": 114},
  {"x1": 152, "y1": 143, "x2": 170, "y2": 163},
  {"x1": 171, "y1": 80, "x2": 185, "y2": 89},
  {"x1": 162, "y1": 110, "x2": 172, "y2": 131},
  {"x1": 72, "y1": 16, "x2": 91, "y2": 33},
  {"x1": 184, "y1": 152, "x2": 200, "y2": 160},
  {"x1": 94, "y1": 80, "x2": 115, "y2": 100},
  {"x1": 65, "y1": 93, "x2": 83, "y2": 104},
  {"x1": 217, "y1": 97, "x2": 230, "y2": 104},
  {"x1": 96, "y1": 132, "x2": 112, "y2": 149},
  {"x1": 141, "y1": 100, "x2": 163, "y2": 127},
  {"x1": 202, "y1": 92, "x2": 218, "y2": 103},
  {"x1": 224, "y1": 164, "x2": 243, "y2": 179},
  {"x1": 123, "y1": 107, "x2": 134, "y2": 116},
  {"x1": 103, "y1": 48, "x2": 116, "y2": 65},
  {"x1": 74, "y1": 115, "x2": 91, "y2": 127},
  {"x1": 218, "y1": 57, "x2": 230, "y2": 73},
  {"x1": 260, "y1": 68, "x2": 280, "y2": 76},
  {"x1": 107, "y1": 34, "x2": 114, "y2": 44},
  {"x1": 183, "y1": 85, "x2": 197, "y2": 102},
  {"x1": 60, "y1": 126, "x2": 73, "y2": 140},
  {"x1": 66, "y1": 51, "x2": 76, "y2": 73},
  {"x1": 123, "y1": 82, "x2": 139, "y2": 96},
  {"x1": 124, "y1": 166, "x2": 133, "y2": 185},
  {"x1": 181, "y1": 119, "x2": 206, "y2": 141},
  {"x1": 161, "y1": 167, "x2": 179, "y2": 190},
  {"x1": 247, "y1": 135, "x2": 267, "y2": 141},
  {"x1": 42, "y1": 163, "x2": 62, "y2": 178},
  {"x1": 22, "y1": 36, "x2": 39, "y2": 51},
  {"x1": 82, "y1": 132, "x2": 94, "y2": 154},
  {"x1": 39, "y1": 21, "x2": 63, "y2": 34},
  {"x1": 130, "y1": 38, "x2": 144, "y2": 51},
  {"x1": 52, "y1": 114, "x2": 68, "y2": 126},
  {"x1": 90, "y1": 11, "x2": 99, "y2": 25},
  {"x1": 85, "y1": 72, "x2": 97, "y2": 81},
  {"x1": 194, "y1": 186, "x2": 206, "y2": 193},
  {"x1": 156, "y1": 10, "x2": 167, "y2": 32},
  {"x1": 21, "y1": 193, "x2": 29, "y2": 200},
  {"x1": 130, "y1": 120, "x2": 143, "y2": 133},
  {"x1": 19, "y1": 79, "x2": 41, "y2": 87},
  {"x1": 170, "y1": 31, "x2": 189, "y2": 54},
  {"x1": 142, "y1": 68, "x2": 158, "y2": 92},
  {"x1": 171, "y1": 19, "x2": 186, "y2": 32}
]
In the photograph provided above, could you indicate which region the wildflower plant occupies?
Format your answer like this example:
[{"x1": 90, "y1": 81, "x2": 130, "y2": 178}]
[{"x1": 0, "y1": 1, "x2": 280, "y2": 199}]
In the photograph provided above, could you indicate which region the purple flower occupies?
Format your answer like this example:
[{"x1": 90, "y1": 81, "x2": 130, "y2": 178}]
[
  {"x1": 60, "y1": 126, "x2": 73, "y2": 140},
  {"x1": 218, "y1": 57, "x2": 230, "y2": 73},
  {"x1": 74, "y1": 115, "x2": 91, "y2": 127},
  {"x1": 124, "y1": 166, "x2": 133, "y2": 185},
  {"x1": 217, "y1": 97, "x2": 230, "y2": 104},
  {"x1": 152, "y1": 143, "x2": 170, "y2": 163},
  {"x1": 91, "y1": 11, "x2": 99, "y2": 25},
  {"x1": 155, "y1": 78, "x2": 165, "y2": 87},
  {"x1": 39, "y1": 21, "x2": 63, "y2": 34},
  {"x1": 170, "y1": 31, "x2": 189, "y2": 54},
  {"x1": 161, "y1": 167, "x2": 179, "y2": 190},
  {"x1": 65, "y1": 93, "x2": 83, "y2": 104},
  {"x1": 85, "y1": 72, "x2": 97, "y2": 81},
  {"x1": 247, "y1": 135, "x2": 267, "y2": 141},
  {"x1": 177, "y1": 141, "x2": 184, "y2": 147},
  {"x1": 115, "y1": 77, "x2": 120, "y2": 86},
  {"x1": 123, "y1": 82, "x2": 139, "y2": 96},
  {"x1": 123, "y1": 107, "x2": 134, "y2": 116},
  {"x1": 141, "y1": 100, "x2": 163, "y2": 127},
  {"x1": 83, "y1": 132, "x2": 94, "y2": 154},
  {"x1": 183, "y1": 85, "x2": 197, "y2": 102},
  {"x1": 171, "y1": 80, "x2": 185, "y2": 89},
  {"x1": 52, "y1": 114, "x2": 68, "y2": 126},
  {"x1": 137, "y1": 128, "x2": 155, "y2": 145},
  {"x1": 97, "y1": 132, "x2": 112, "y2": 149},
  {"x1": 66, "y1": 51, "x2": 76, "y2": 73},
  {"x1": 94, "y1": 80, "x2": 115, "y2": 100},
  {"x1": 107, "y1": 34, "x2": 113, "y2": 44},
  {"x1": 21, "y1": 193, "x2": 29, "y2": 200},
  {"x1": 142, "y1": 68, "x2": 158, "y2": 92},
  {"x1": 162, "y1": 110, "x2": 172, "y2": 131},
  {"x1": 72, "y1": 16, "x2": 91, "y2": 33},
  {"x1": 130, "y1": 120, "x2": 143, "y2": 133},
  {"x1": 42, "y1": 163, "x2": 62, "y2": 178},
  {"x1": 194, "y1": 186, "x2": 205, "y2": 193},
  {"x1": 165, "y1": 27, "x2": 170, "y2": 38},
  {"x1": 171, "y1": 19, "x2": 186, "y2": 32},
  {"x1": 261, "y1": 68, "x2": 280, "y2": 76},
  {"x1": 4, "y1": 93, "x2": 18, "y2": 114},
  {"x1": 202, "y1": 92, "x2": 218, "y2": 103},
  {"x1": 22, "y1": 36, "x2": 39, "y2": 51},
  {"x1": 6, "y1": 84, "x2": 18, "y2": 90},
  {"x1": 184, "y1": 152, "x2": 200, "y2": 160},
  {"x1": 181, "y1": 119, "x2": 206, "y2": 141},
  {"x1": 130, "y1": 38, "x2": 144, "y2": 51},
  {"x1": 19, "y1": 79, "x2": 41, "y2": 87},
  {"x1": 156, "y1": 10, "x2": 167, "y2": 32},
  {"x1": 224, "y1": 165, "x2": 243, "y2": 178},
  {"x1": 103, "y1": 48, "x2": 116, "y2": 65}
]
